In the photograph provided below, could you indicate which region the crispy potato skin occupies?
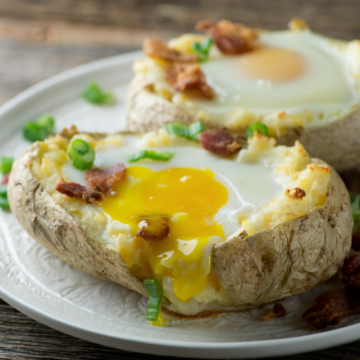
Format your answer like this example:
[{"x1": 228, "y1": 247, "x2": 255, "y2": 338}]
[
  {"x1": 127, "y1": 74, "x2": 360, "y2": 171},
  {"x1": 8, "y1": 141, "x2": 352, "y2": 315},
  {"x1": 7, "y1": 142, "x2": 148, "y2": 299},
  {"x1": 126, "y1": 74, "x2": 195, "y2": 134},
  {"x1": 212, "y1": 160, "x2": 352, "y2": 309}
]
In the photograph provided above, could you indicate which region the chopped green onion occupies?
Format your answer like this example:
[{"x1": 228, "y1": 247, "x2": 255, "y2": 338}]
[
  {"x1": 23, "y1": 113, "x2": 55, "y2": 142},
  {"x1": 67, "y1": 139, "x2": 95, "y2": 170},
  {"x1": 0, "y1": 184, "x2": 7, "y2": 198},
  {"x1": 162, "y1": 121, "x2": 204, "y2": 140},
  {"x1": 0, "y1": 198, "x2": 9, "y2": 211},
  {"x1": 81, "y1": 82, "x2": 114, "y2": 105},
  {"x1": 0, "y1": 157, "x2": 14, "y2": 175},
  {"x1": 144, "y1": 279, "x2": 163, "y2": 321},
  {"x1": 36, "y1": 114, "x2": 55, "y2": 135},
  {"x1": 128, "y1": 150, "x2": 175, "y2": 163},
  {"x1": 351, "y1": 194, "x2": 360, "y2": 233},
  {"x1": 191, "y1": 37, "x2": 213, "y2": 62},
  {"x1": 246, "y1": 123, "x2": 269, "y2": 139}
]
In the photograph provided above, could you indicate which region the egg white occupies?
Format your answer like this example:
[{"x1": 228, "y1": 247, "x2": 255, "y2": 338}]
[
  {"x1": 63, "y1": 135, "x2": 283, "y2": 238},
  {"x1": 194, "y1": 31, "x2": 359, "y2": 124}
]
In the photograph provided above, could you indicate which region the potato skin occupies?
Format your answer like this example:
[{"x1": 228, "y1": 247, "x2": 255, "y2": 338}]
[
  {"x1": 7, "y1": 142, "x2": 148, "y2": 299},
  {"x1": 127, "y1": 73, "x2": 360, "y2": 171},
  {"x1": 212, "y1": 160, "x2": 353, "y2": 309},
  {"x1": 8, "y1": 141, "x2": 353, "y2": 315}
]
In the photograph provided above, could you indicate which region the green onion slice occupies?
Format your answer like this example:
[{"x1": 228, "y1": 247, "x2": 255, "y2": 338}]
[
  {"x1": 23, "y1": 113, "x2": 55, "y2": 142},
  {"x1": 0, "y1": 197, "x2": 9, "y2": 211},
  {"x1": 67, "y1": 139, "x2": 95, "y2": 170},
  {"x1": 0, "y1": 184, "x2": 7, "y2": 198},
  {"x1": 128, "y1": 150, "x2": 175, "y2": 163},
  {"x1": 246, "y1": 123, "x2": 269, "y2": 139},
  {"x1": 191, "y1": 37, "x2": 213, "y2": 62},
  {"x1": 351, "y1": 194, "x2": 360, "y2": 233},
  {"x1": 162, "y1": 121, "x2": 204, "y2": 140},
  {"x1": 144, "y1": 279, "x2": 163, "y2": 322},
  {"x1": 81, "y1": 82, "x2": 114, "y2": 105},
  {"x1": 0, "y1": 157, "x2": 14, "y2": 175}
]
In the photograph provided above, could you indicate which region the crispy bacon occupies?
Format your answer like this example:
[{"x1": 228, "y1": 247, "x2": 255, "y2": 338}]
[
  {"x1": 143, "y1": 38, "x2": 198, "y2": 63},
  {"x1": 285, "y1": 187, "x2": 306, "y2": 199},
  {"x1": 56, "y1": 163, "x2": 125, "y2": 203},
  {"x1": 1, "y1": 173, "x2": 9, "y2": 185},
  {"x1": 352, "y1": 232, "x2": 360, "y2": 251},
  {"x1": 85, "y1": 163, "x2": 126, "y2": 196},
  {"x1": 199, "y1": 129, "x2": 241, "y2": 155},
  {"x1": 196, "y1": 20, "x2": 258, "y2": 55},
  {"x1": 340, "y1": 253, "x2": 360, "y2": 293},
  {"x1": 166, "y1": 62, "x2": 214, "y2": 99},
  {"x1": 264, "y1": 303, "x2": 287, "y2": 321},
  {"x1": 136, "y1": 217, "x2": 170, "y2": 241},
  {"x1": 301, "y1": 289, "x2": 354, "y2": 330},
  {"x1": 343, "y1": 253, "x2": 360, "y2": 274},
  {"x1": 56, "y1": 179, "x2": 104, "y2": 203}
]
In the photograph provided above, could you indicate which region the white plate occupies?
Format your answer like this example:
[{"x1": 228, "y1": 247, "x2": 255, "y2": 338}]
[{"x1": 0, "y1": 51, "x2": 359, "y2": 359}]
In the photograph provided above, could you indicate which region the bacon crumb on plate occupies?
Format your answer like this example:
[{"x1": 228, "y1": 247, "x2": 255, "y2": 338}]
[
  {"x1": 264, "y1": 303, "x2": 287, "y2": 321},
  {"x1": 196, "y1": 19, "x2": 258, "y2": 55},
  {"x1": 199, "y1": 129, "x2": 241, "y2": 155},
  {"x1": 340, "y1": 253, "x2": 360, "y2": 293},
  {"x1": 301, "y1": 289, "x2": 354, "y2": 330}
]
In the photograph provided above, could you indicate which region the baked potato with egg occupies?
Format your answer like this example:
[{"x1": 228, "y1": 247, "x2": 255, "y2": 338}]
[
  {"x1": 127, "y1": 19, "x2": 360, "y2": 171},
  {"x1": 8, "y1": 128, "x2": 353, "y2": 317}
]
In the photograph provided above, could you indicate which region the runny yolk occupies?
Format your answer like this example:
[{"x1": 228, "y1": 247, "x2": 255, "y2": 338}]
[
  {"x1": 237, "y1": 47, "x2": 306, "y2": 83},
  {"x1": 100, "y1": 166, "x2": 228, "y2": 302}
]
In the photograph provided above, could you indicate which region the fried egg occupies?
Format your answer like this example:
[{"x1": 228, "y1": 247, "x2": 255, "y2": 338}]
[
  {"x1": 136, "y1": 27, "x2": 360, "y2": 134},
  {"x1": 199, "y1": 31, "x2": 357, "y2": 115},
  {"x1": 63, "y1": 134, "x2": 283, "y2": 302}
]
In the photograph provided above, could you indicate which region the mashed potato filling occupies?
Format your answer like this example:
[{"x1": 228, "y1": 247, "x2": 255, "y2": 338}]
[{"x1": 30, "y1": 132, "x2": 330, "y2": 315}]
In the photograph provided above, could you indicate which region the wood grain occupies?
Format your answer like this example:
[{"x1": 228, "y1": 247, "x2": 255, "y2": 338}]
[{"x1": 1, "y1": 0, "x2": 360, "y2": 359}]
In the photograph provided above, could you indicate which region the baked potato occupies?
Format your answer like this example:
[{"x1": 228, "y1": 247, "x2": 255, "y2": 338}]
[
  {"x1": 127, "y1": 19, "x2": 360, "y2": 171},
  {"x1": 8, "y1": 127, "x2": 352, "y2": 321}
]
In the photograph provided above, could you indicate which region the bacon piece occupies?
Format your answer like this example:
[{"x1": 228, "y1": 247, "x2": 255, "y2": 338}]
[
  {"x1": 1, "y1": 173, "x2": 9, "y2": 184},
  {"x1": 196, "y1": 20, "x2": 258, "y2": 55},
  {"x1": 85, "y1": 163, "x2": 126, "y2": 196},
  {"x1": 199, "y1": 129, "x2": 241, "y2": 155},
  {"x1": 56, "y1": 163, "x2": 125, "y2": 203},
  {"x1": 343, "y1": 253, "x2": 360, "y2": 274},
  {"x1": 301, "y1": 289, "x2": 354, "y2": 330},
  {"x1": 340, "y1": 253, "x2": 360, "y2": 293},
  {"x1": 56, "y1": 179, "x2": 104, "y2": 203},
  {"x1": 264, "y1": 303, "x2": 287, "y2": 321},
  {"x1": 136, "y1": 217, "x2": 170, "y2": 241},
  {"x1": 143, "y1": 38, "x2": 198, "y2": 63},
  {"x1": 285, "y1": 187, "x2": 306, "y2": 199},
  {"x1": 352, "y1": 233, "x2": 360, "y2": 251},
  {"x1": 56, "y1": 179, "x2": 87, "y2": 198},
  {"x1": 166, "y1": 63, "x2": 214, "y2": 99}
]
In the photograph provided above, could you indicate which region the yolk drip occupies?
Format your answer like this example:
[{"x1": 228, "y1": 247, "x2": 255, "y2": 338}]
[
  {"x1": 237, "y1": 47, "x2": 306, "y2": 83},
  {"x1": 100, "y1": 166, "x2": 228, "y2": 302}
]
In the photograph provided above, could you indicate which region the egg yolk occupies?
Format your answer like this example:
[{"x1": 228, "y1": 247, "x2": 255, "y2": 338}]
[
  {"x1": 100, "y1": 166, "x2": 228, "y2": 302},
  {"x1": 237, "y1": 47, "x2": 306, "y2": 83}
]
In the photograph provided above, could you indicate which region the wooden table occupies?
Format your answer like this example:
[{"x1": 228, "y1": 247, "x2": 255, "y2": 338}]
[{"x1": 1, "y1": 1, "x2": 360, "y2": 358}]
